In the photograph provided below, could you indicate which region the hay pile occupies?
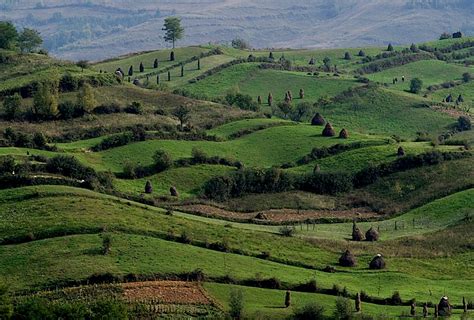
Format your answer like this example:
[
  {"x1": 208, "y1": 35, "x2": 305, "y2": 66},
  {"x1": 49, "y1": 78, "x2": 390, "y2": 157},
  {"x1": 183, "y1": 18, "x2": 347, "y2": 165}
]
[
  {"x1": 369, "y1": 254, "x2": 386, "y2": 270},
  {"x1": 311, "y1": 113, "x2": 326, "y2": 126},
  {"x1": 339, "y1": 249, "x2": 357, "y2": 267},
  {"x1": 322, "y1": 123, "x2": 336, "y2": 137}
]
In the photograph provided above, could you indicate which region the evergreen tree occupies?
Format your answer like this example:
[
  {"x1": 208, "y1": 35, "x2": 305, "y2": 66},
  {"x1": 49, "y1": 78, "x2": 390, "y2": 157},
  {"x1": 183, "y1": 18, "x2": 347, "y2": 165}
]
[
  {"x1": 153, "y1": 58, "x2": 159, "y2": 68},
  {"x1": 76, "y1": 83, "x2": 96, "y2": 114},
  {"x1": 387, "y1": 43, "x2": 394, "y2": 51},
  {"x1": 358, "y1": 50, "x2": 366, "y2": 57},
  {"x1": 139, "y1": 62, "x2": 144, "y2": 73},
  {"x1": 197, "y1": 58, "x2": 201, "y2": 70},
  {"x1": 128, "y1": 65, "x2": 133, "y2": 76},
  {"x1": 269, "y1": 51, "x2": 274, "y2": 59}
]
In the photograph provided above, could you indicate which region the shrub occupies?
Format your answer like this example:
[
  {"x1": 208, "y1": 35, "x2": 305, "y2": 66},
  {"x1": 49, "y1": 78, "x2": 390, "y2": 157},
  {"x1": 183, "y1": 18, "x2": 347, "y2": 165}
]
[
  {"x1": 124, "y1": 101, "x2": 143, "y2": 114},
  {"x1": 94, "y1": 102, "x2": 121, "y2": 114},
  {"x1": 457, "y1": 116, "x2": 471, "y2": 131},
  {"x1": 299, "y1": 172, "x2": 353, "y2": 195},
  {"x1": 344, "y1": 52, "x2": 352, "y2": 60},
  {"x1": 334, "y1": 296, "x2": 354, "y2": 320},
  {"x1": 293, "y1": 302, "x2": 325, "y2": 320},
  {"x1": 462, "y1": 72, "x2": 472, "y2": 83},
  {"x1": 101, "y1": 233, "x2": 112, "y2": 255},
  {"x1": 410, "y1": 78, "x2": 423, "y2": 94},
  {"x1": 278, "y1": 225, "x2": 295, "y2": 237},
  {"x1": 13, "y1": 297, "x2": 53, "y2": 319},
  {"x1": 153, "y1": 150, "x2": 173, "y2": 172},
  {"x1": 225, "y1": 93, "x2": 258, "y2": 111},
  {"x1": 322, "y1": 122, "x2": 336, "y2": 137},
  {"x1": 58, "y1": 101, "x2": 78, "y2": 119},
  {"x1": 0, "y1": 156, "x2": 15, "y2": 175},
  {"x1": 229, "y1": 288, "x2": 244, "y2": 319},
  {"x1": 391, "y1": 291, "x2": 402, "y2": 305},
  {"x1": 89, "y1": 299, "x2": 128, "y2": 320},
  {"x1": 2, "y1": 93, "x2": 22, "y2": 120},
  {"x1": 46, "y1": 155, "x2": 95, "y2": 180}
]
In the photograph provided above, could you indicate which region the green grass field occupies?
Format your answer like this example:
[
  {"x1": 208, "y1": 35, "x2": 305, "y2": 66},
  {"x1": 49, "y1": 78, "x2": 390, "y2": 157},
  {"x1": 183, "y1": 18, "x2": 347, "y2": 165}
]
[
  {"x1": 1, "y1": 39, "x2": 473, "y2": 319},
  {"x1": 366, "y1": 60, "x2": 472, "y2": 91},
  {"x1": 183, "y1": 63, "x2": 359, "y2": 101}
]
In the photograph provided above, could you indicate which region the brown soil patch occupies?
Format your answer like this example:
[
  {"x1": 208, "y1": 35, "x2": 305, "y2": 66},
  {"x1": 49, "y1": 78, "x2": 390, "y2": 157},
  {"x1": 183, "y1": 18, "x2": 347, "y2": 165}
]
[
  {"x1": 430, "y1": 105, "x2": 470, "y2": 118},
  {"x1": 122, "y1": 281, "x2": 212, "y2": 305},
  {"x1": 176, "y1": 204, "x2": 379, "y2": 223}
]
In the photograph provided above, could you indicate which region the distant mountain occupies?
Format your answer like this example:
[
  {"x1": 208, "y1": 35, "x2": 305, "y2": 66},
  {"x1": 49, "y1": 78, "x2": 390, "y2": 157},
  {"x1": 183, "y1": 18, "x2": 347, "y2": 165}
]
[{"x1": 1, "y1": 0, "x2": 473, "y2": 61}]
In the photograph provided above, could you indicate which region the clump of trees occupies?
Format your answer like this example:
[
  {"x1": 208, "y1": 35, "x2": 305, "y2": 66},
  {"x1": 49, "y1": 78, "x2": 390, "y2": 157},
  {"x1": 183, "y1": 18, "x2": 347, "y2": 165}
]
[
  {"x1": 0, "y1": 21, "x2": 43, "y2": 53},
  {"x1": 231, "y1": 38, "x2": 250, "y2": 50},
  {"x1": 225, "y1": 93, "x2": 258, "y2": 111}
]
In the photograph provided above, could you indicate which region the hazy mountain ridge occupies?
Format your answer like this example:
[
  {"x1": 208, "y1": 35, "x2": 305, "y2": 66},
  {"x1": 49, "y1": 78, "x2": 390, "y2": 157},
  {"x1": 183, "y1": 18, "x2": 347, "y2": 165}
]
[{"x1": 1, "y1": 0, "x2": 472, "y2": 61}]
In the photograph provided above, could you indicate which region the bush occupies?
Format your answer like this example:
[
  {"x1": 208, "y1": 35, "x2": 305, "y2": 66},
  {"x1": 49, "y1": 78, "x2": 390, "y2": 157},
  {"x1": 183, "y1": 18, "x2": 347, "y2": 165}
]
[
  {"x1": 462, "y1": 72, "x2": 472, "y2": 83},
  {"x1": 334, "y1": 296, "x2": 354, "y2": 320},
  {"x1": 410, "y1": 78, "x2": 423, "y2": 94},
  {"x1": 58, "y1": 101, "x2": 78, "y2": 120},
  {"x1": 0, "y1": 156, "x2": 15, "y2": 175},
  {"x1": 94, "y1": 102, "x2": 121, "y2": 114},
  {"x1": 124, "y1": 101, "x2": 143, "y2": 114},
  {"x1": 225, "y1": 93, "x2": 258, "y2": 111},
  {"x1": 89, "y1": 299, "x2": 128, "y2": 320},
  {"x1": 229, "y1": 288, "x2": 244, "y2": 319},
  {"x1": 391, "y1": 291, "x2": 402, "y2": 305},
  {"x1": 457, "y1": 116, "x2": 471, "y2": 131},
  {"x1": 299, "y1": 172, "x2": 353, "y2": 195},
  {"x1": 45, "y1": 155, "x2": 95, "y2": 181},
  {"x1": 293, "y1": 302, "x2": 325, "y2": 320},
  {"x1": 278, "y1": 226, "x2": 295, "y2": 237},
  {"x1": 153, "y1": 150, "x2": 173, "y2": 172}
]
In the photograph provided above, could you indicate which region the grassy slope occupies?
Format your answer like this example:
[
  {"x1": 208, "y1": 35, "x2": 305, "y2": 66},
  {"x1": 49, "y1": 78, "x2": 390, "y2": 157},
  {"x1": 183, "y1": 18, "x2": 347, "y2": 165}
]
[
  {"x1": 288, "y1": 142, "x2": 458, "y2": 174},
  {"x1": 319, "y1": 87, "x2": 455, "y2": 138},
  {"x1": 183, "y1": 63, "x2": 358, "y2": 101},
  {"x1": 114, "y1": 164, "x2": 235, "y2": 198},
  {"x1": 0, "y1": 186, "x2": 472, "y2": 301},
  {"x1": 207, "y1": 118, "x2": 294, "y2": 139},
  {"x1": 93, "y1": 46, "x2": 210, "y2": 73},
  {"x1": 70, "y1": 125, "x2": 381, "y2": 173},
  {"x1": 204, "y1": 283, "x2": 469, "y2": 320},
  {"x1": 366, "y1": 60, "x2": 472, "y2": 91}
]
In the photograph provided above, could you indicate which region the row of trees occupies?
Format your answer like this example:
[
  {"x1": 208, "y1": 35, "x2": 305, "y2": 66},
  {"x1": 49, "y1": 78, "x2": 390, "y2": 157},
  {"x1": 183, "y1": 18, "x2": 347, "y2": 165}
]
[
  {"x1": 0, "y1": 21, "x2": 43, "y2": 53},
  {"x1": 2, "y1": 79, "x2": 96, "y2": 121}
]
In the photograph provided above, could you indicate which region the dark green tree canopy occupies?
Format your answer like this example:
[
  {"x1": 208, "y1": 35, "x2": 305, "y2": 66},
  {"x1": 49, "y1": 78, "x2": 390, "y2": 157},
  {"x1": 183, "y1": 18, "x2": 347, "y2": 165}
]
[
  {"x1": 0, "y1": 21, "x2": 18, "y2": 49},
  {"x1": 163, "y1": 17, "x2": 184, "y2": 48},
  {"x1": 18, "y1": 28, "x2": 43, "y2": 53}
]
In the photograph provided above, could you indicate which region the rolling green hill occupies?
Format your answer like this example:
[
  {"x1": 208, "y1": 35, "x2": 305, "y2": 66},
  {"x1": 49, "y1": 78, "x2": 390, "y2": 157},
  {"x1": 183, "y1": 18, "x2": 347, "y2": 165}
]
[{"x1": 0, "y1": 38, "x2": 473, "y2": 319}]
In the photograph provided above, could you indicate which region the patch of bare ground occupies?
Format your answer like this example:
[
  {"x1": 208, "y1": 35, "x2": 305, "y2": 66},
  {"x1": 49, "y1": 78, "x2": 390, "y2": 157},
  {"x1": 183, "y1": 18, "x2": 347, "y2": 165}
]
[
  {"x1": 122, "y1": 281, "x2": 213, "y2": 305},
  {"x1": 176, "y1": 204, "x2": 379, "y2": 223},
  {"x1": 430, "y1": 104, "x2": 470, "y2": 118}
]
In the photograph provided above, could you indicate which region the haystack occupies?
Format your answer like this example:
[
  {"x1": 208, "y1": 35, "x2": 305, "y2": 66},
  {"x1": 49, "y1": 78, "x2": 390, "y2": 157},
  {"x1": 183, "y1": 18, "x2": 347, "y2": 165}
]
[
  {"x1": 170, "y1": 186, "x2": 179, "y2": 197},
  {"x1": 339, "y1": 249, "x2": 357, "y2": 267},
  {"x1": 322, "y1": 123, "x2": 336, "y2": 137},
  {"x1": 352, "y1": 221, "x2": 364, "y2": 241},
  {"x1": 365, "y1": 227, "x2": 379, "y2": 241},
  {"x1": 369, "y1": 254, "x2": 386, "y2": 270},
  {"x1": 397, "y1": 146, "x2": 405, "y2": 157},
  {"x1": 311, "y1": 113, "x2": 326, "y2": 126},
  {"x1": 438, "y1": 297, "x2": 451, "y2": 317},
  {"x1": 144, "y1": 181, "x2": 153, "y2": 194},
  {"x1": 339, "y1": 128, "x2": 349, "y2": 139},
  {"x1": 255, "y1": 212, "x2": 269, "y2": 220}
]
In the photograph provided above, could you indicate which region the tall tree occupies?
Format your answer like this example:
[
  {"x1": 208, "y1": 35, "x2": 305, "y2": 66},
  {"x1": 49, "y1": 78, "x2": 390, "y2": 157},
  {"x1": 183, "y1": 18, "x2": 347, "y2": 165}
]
[
  {"x1": 163, "y1": 17, "x2": 184, "y2": 48},
  {"x1": 173, "y1": 105, "x2": 190, "y2": 130},
  {"x1": 3, "y1": 93, "x2": 22, "y2": 120},
  {"x1": 76, "y1": 83, "x2": 96, "y2": 113},
  {"x1": 33, "y1": 80, "x2": 59, "y2": 119},
  {"x1": 0, "y1": 21, "x2": 18, "y2": 49},
  {"x1": 18, "y1": 28, "x2": 42, "y2": 53}
]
